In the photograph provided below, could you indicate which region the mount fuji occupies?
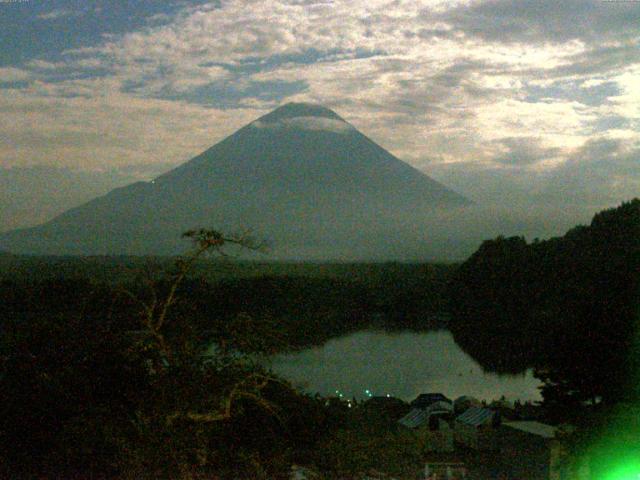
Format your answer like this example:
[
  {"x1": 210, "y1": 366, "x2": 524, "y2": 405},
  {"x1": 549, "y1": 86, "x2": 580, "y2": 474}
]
[{"x1": 0, "y1": 103, "x2": 470, "y2": 259}]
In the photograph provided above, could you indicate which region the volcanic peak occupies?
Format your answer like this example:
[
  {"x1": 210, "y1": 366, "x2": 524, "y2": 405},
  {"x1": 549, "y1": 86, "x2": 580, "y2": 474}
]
[{"x1": 258, "y1": 102, "x2": 344, "y2": 123}]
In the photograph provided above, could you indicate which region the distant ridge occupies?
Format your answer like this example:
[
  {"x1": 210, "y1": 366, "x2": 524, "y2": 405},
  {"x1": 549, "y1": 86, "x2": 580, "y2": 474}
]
[{"x1": 0, "y1": 103, "x2": 470, "y2": 259}]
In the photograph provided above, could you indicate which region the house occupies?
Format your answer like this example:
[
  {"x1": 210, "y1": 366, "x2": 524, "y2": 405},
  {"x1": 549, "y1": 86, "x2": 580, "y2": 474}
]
[
  {"x1": 411, "y1": 393, "x2": 452, "y2": 410},
  {"x1": 513, "y1": 400, "x2": 545, "y2": 421},
  {"x1": 454, "y1": 407, "x2": 500, "y2": 451},
  {"x1": 489, "y1": 397, "x2": 517, "y2": 421},
  {"x1": 426, "y1": 400, "x2": 454, "y2": 417},
  {"x1": 453, "y1": 396, "x2": 481, "y2": 415},
  {"x1": 499, "y1": 421, "x2": 562, "y2": 480},
  {"x1": 398, "y1": 408, "x2": 454, "y2": 452}
]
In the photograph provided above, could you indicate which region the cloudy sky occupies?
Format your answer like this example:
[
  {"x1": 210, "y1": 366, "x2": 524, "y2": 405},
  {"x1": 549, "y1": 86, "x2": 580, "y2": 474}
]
[{"x1": 1, "y1": 0, "x2": 639, "y2": 233}]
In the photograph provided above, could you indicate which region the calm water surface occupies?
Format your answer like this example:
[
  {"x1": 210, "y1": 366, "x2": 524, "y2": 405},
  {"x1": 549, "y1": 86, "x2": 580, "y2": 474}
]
[{"x1": 270, "y1": 330, "x2": 541, "y2": 402}]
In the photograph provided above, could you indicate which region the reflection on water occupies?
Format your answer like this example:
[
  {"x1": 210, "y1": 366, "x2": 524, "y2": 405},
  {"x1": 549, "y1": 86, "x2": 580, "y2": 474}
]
[{"x1": 270, "y1": 330, "x2": 541, "y2": 402}]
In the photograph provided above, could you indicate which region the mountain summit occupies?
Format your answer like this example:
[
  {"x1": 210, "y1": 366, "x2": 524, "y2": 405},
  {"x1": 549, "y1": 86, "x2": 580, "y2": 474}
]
[
  {"x1": 0, "y1": 103, "x2": 470, "y2": 259},
  {"x1": 257, "y1": 102, "x2": 343, "y2": 121}
]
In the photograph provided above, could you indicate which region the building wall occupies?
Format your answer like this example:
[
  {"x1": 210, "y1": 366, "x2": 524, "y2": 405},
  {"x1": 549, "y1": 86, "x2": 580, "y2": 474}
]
[
  {"x1": 454, "y1": 422, "x2": 478, "y2": 449},
  {"x1": 416, "y1": 427, "x2": 454, "y2": 453},
  {"x1": 454, "y1": 423, "x2": 499, "y2": 451}
]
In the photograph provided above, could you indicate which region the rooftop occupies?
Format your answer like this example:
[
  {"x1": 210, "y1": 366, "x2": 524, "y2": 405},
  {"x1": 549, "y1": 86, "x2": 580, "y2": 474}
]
[
  {"x1": 398, "y1": 408, "x2": 429, "y2": 429},
  {"x1": 456, "y1": 407, "x2": 495, "y2": 427},
  {"x1": 502, "y1": 421, "x2": 557, "y2": 439},
  {"x1": 411, "y1": 393, "x2": 452, "y2": 409}
]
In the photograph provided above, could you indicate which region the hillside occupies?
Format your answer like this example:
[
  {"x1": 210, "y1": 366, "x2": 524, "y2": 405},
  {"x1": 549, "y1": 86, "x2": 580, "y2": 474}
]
[{"x1": 449, "y1": 198, "x2": 640, "y2": 405}]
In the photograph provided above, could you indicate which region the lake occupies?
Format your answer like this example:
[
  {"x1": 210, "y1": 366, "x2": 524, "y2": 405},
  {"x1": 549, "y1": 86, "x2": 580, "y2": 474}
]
[{"x1": 270, "y1": 330, "x2": 541, "y2": 402}]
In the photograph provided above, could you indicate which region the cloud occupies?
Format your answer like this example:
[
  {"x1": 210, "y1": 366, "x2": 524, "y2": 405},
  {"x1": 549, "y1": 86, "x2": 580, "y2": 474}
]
[
  {"x1": 37, "y1": 9, "x2": 77, "y2": 21},
  {"x1": 517, "y1": 41, "x2": 640, "y2": 81},
  {"x1": 0, "y1": 0, "x2": 639, "y2": 230},
  {"x1": 0, "y1": 0, "x2": 216, "y2": 67},
  {"x1": 541, "y1": 137, "x2": 640, "y2": 207},
  {"x1": 252, "y1": 116, "x2": 355, "y2": 134},
  {"x1": 0, "y1": 67, "x2": 32, "y2": 83},
  {"x1": 0, "y1": 83, "x2": 260, "y2": 171},
  {"x1": 425, "y1": 134, "x2": 640, "y2": 217},
  {"x1": 435, "y1": 0, "x2": 640, "y2": 44},
  {"x1": 492, "y1": 137, "x2": 561, "y2": 166}
]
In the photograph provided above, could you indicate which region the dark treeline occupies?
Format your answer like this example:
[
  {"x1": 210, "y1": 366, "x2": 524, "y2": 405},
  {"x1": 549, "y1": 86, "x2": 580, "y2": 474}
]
[
  {"x1": 449, "y1": 199, "x2": 640, "y2": 411},
  {"x1": 449, "y1": 199, "x2": 640, "y2": 474},
  {"x1": 0, "y1": 263, "x2": 453, "y2": 352}
]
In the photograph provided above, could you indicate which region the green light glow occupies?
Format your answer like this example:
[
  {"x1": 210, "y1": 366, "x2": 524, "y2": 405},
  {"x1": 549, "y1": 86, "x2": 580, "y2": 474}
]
[
  {"x1": 600, "y1": 466, "x2": 640, "y2": 480},
  {"x1": 596, "y1": 454, "x2": 640, "y2": 480}
]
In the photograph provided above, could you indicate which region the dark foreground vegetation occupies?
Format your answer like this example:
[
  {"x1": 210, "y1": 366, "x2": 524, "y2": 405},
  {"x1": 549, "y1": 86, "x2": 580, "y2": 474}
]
[
  {"x1": 449, "y1": 199, "x2": 640, "y2": 474},
  {"x1": 0, "y1": 232, "x2": 453, "y2": 478},
  {"x1": 449, "y1": 199, "x2": 640, "y2": 404},
  {"x1": 1, "y1": 200, "x2": 639, "y2": 478}
]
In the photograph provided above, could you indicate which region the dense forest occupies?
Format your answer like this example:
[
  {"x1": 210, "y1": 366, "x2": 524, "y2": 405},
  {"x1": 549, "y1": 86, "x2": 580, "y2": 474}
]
[
  {"x1": 449, "y1": 199, "x2": 640, "y2": 421},
  {"x1": 445, "y1": 199, "x2": 640, "y2": 475},
  {"x1": 0, "y1": 258, "x2": 453, "y2": 352}
]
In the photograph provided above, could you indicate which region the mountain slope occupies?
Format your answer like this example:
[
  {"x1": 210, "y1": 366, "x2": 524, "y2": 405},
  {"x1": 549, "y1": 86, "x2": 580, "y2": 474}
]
[{"x1": 0, "y1": 103, "x2": 470, "y2": 258}]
